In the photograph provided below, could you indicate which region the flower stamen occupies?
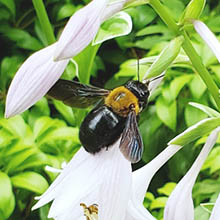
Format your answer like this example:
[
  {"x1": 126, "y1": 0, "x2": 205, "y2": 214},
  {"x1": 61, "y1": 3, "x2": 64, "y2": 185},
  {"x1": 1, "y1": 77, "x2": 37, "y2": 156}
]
[{"x1": 80, "y1": 203, "x2": 98, "y2": 220}]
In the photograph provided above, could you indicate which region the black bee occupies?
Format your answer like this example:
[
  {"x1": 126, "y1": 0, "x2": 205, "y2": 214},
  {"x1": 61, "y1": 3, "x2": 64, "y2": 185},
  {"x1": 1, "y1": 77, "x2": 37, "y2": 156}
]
[{"x1": 47, "y1": 79, "x2": 150, "y2": 163}]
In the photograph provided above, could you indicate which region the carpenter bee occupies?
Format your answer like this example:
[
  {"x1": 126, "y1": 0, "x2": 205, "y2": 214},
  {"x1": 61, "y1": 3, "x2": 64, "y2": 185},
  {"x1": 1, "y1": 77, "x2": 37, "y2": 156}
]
[{"x1": 47, "y1": 79, "x2": 150, "y2": 163}]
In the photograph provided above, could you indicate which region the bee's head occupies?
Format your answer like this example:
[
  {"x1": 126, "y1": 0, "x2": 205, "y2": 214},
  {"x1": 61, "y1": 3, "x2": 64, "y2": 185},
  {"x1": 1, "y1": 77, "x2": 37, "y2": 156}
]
[{"x1": 124, "y1": 80, "x2": 150, "y2": 110}]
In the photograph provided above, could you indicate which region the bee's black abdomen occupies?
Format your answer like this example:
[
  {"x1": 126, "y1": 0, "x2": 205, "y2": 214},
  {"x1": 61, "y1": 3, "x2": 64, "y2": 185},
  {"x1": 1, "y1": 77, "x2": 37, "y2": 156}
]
[{"x1": 79, "y1": 105, "x2": 126, "y2": 153}]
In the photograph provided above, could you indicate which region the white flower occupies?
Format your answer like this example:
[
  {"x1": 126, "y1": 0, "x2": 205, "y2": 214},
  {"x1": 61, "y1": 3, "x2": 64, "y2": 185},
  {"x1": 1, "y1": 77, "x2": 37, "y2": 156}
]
[
  {"x1": 54, "y1": 0, "x2": 127, "y2": 61},
  {"x1": 101, "y1": 0, "x2": 126, "y2": 22},
  {"x1": 164, "y1": 127, "x2": 220, "y2": 220},
  {"x1": 193, "y1": 20, "x2": 220, "y2": 62},
  {"x1": 32, "y1": 139, "x2": 132, "y2": 220},
  {"x1": 5, "y1": 44, "x2": 69, "y2": 118},
  {"x1": 126, "y1": 144, "x2": 182, "y2": 220},
  {"x1": 33, "y1": 141, "x2": 181, "y2": 220}
]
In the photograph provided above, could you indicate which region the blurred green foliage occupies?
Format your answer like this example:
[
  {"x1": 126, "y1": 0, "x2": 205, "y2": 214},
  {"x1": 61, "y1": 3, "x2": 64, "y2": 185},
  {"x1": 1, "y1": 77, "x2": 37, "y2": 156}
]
[{"x1": 0, "y1": 0, "x2": 219, "y2": 219}]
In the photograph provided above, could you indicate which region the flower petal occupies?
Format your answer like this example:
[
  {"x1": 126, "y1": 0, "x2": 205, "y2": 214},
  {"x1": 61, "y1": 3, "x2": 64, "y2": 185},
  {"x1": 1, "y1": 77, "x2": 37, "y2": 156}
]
[
  {"x1": 164, "y1": 127, "x2": 220, "y2": 220},
  {"x1": 5, "y1": 43, "x2": 69, "y2": 118},
  {"x1": 54, "y1": 0, "x2": 109, "y2": 61},
  {"x1": 101, "y1": 0, "x2": 126, "y2": 22},
  {"x1": 33, "y1": 140, "x2": 132, "y2": 220},
  {"x1": 98, "y1": 140, "x2": 132, "y2": 220},
  {"x1": 126, "y1": 199, "x2": 156, "y2": 220},
  {"x1": 125, "y1": 145, "x2": 182, "y2": 220},
  {"x1": 132, "y1": 145, "x2": 182, "y2": 203},
  {"x1": 193, "y1": 20, "x2": 220, "y2": 63}
]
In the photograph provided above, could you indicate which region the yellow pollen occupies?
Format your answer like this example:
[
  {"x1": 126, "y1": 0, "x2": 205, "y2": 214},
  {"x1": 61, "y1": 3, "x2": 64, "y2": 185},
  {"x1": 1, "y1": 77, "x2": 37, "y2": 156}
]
[
  {"x1": 105, "y1": 86, "x2": 139, "y2": 117},
  {"x1": 80, "y1": 203, "x2": 98, "y2": 220}
]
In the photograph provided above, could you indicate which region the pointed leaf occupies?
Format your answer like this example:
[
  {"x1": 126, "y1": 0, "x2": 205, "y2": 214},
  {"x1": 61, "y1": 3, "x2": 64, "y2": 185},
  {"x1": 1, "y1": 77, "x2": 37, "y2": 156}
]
[
  {"x1": 169, "y1": 118, "x2": 220, "y2": 145},
  {"x1": 11, "y1": 171, "x2": 49, "y2": 194},
  {"x1": 156, "y1": 96, "x2": 177, "y2": 131},
  {"x1": 0, "y1": 172, "x2": 15, "y2": 220},
  {"x1": 189, "y1": 102, "x2": 220, "y2": 117}
]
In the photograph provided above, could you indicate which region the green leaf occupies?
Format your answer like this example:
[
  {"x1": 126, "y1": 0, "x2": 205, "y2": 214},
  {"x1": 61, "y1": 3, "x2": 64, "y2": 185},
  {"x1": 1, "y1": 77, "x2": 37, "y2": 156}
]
[
  {"x1": 193, "y1": 179, "x2": 220, "y2": 198},
  {"x1": 136, "y1": 24, "x2": 167, "y2": 37},
  {"x1": 1, "y1": 28, "x2": 43, "y2": 50},
  {"x1": 156, "y1": 96, "x2": 177, "y2": 131},
  {"x1": 0, "y1": 56, "x2": 24, "y2": 91},
  {"x1": 6, "y1": 148, "x2": 38, "y2": 174},
  {"x1": 200, "y1": 203, "x2": 214, "y2": 214},
  {"x1": 11, "y1": 171, "x2": 49, "y2": 194},
  {"x1": 0, "y1": 116, "x2": 32, "y2": 142},
  {"x1": 189, "y1": 102, "x2": 220, "y2": 118},
  {"x1": 169, "y1": 118, "x2": 220, "y2": 146},
  {"x1": 15, "y1": 152, "x2": 49, "y2": 172},
  {"x1": 202, "y1": 147, "x2": 220, "y2": 174},
  {"x1": 125, "y1": 5, "x2": 156, "y2": 29},
  {"x1": 180, "y1": 0, "x2": 205, "y2": 24},
  {"x1": 57, "y1": 4, "x2": 81, "y2": 21},
  {"x1": 157, "y1": 182, "x2": 176, "y2": 196},
  {"x1": 114, "y1": 59, "x2": 149, "y2": 80},
  {"x1": 74, "y1": 43, "x2": 100, "y2": 84},
  {"x1": 33, "y1": 117, "x2": 66, "y2": 142},
  {"x1": 169, "y1": 75, "x2": 193, "y2": 100},
  {"x1": 28, "y1": 97, "x2": 50, "y2": 126},
  {"x1": 93, "y1": 12, "x2": 132, "y2": 45},
  {"x1": 52, "y1": 100, "x2": 75, "y2": 125},
  {"x1": 189, "y1": 75, "x2": 207, "y2": 99},
  {"x1": 61, "y1": 60, "x2": 78, "y2": 80},
  {"x1": 150, "y1": 197, "x2": 167, "y2": 210},
  {"x1": 124, "y1": 0, "x2": 149, "y2": 8},
  {"x1": 195, "y1": 206, "x2": 210, "y2": 220},
  {"x1": 0, "y1": 0, "x2": 15, "y2": 17},
  {"x1": 185, "y1": 105, "x2": 208, "y2": 127},
  {"x1": 40, "y1": 127, "x2": 79, "y2": 144},
  {"x1": 0, "y1": 172, "x2": 15, "y2": 220},
  {"x1": 145, "y1": 36, "x2": 183, "y2": 78},
  {"x1": 39, "y1": 205, "x2": 53, "y2": 220}
]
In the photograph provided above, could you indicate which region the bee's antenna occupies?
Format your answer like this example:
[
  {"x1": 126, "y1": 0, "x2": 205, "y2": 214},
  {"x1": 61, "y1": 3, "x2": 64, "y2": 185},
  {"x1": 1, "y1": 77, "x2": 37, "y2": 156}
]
[
  {"x1": 131, "y1": 48, "x2": 141, "y2": 82},
  {"x1": 137, "y1": 58, "x2": 140, "y2": 82}
]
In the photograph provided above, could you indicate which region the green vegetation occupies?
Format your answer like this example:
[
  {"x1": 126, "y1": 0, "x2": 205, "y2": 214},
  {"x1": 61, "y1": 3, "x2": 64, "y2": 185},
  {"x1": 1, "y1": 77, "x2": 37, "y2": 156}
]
[{"x1": 0, "y1": 0, "x2": 219, "y2": 219}]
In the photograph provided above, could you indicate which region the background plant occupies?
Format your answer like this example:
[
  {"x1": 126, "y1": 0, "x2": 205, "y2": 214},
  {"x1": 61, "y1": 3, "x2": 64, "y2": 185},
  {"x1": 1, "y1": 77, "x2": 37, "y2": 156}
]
[{"x1": 0, "y1": 0, "x2": 219, "y2": 219}]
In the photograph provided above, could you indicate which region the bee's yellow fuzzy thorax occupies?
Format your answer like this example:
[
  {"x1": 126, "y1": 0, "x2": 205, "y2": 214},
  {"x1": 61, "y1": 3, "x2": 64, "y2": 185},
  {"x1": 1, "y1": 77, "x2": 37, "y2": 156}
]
[{"x1": 105, "y1": 86, "x2": 139, "y2": 117}]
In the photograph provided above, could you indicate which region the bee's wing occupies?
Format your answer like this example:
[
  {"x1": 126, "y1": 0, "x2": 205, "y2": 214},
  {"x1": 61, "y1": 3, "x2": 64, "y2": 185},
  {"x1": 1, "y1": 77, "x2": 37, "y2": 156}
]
[
  {"x1": 119, "y1": 111, "x2": 143, "y2": 163},
  {"x1": 47, "y1": 79, "x2": 110, "y2": 108}
]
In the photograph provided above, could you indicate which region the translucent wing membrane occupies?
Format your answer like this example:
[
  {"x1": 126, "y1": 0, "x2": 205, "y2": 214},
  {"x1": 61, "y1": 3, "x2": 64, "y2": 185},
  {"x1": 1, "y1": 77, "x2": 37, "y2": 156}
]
[
  {"x1": 119, "y1": 111, "x2": 143, "y2": 163},
  {"x1": 47, "y1": 79, "x2": 110, "y2": 108}
]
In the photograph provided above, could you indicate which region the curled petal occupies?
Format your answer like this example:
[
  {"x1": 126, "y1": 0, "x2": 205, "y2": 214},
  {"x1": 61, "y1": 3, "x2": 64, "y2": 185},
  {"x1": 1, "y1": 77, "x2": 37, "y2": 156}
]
[
  {"x1": 5, "y1": 44, "x2": 69, "y2": 118},
  {"x1": 164, "y1": 127, "x2": 220, "y2": 220},
  {"x1": 33, "y1": 139, "x2": 132, "y2": 220},
  {"x1": 193, "y1": 20, "x2": 220, "y2": 63},
  {"x1": 126, "y1": 145, "x2": 182, "y2": 220},
  {"x1": 133, "y1": 145, "x2": 182, "y2": 202},
  {"x1": 54, "y1": 0, "x2": 109, "y2": 61},
  {"x1": 101, "y1": 0, "x2": 126, "y2": 22}
]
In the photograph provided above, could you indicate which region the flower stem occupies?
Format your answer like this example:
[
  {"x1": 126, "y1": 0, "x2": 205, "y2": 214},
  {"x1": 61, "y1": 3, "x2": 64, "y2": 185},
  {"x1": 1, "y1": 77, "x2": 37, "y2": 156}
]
[
  {"x1": 149, "y1": 0, "x2": 220, "y2": 111},
  {"x1": 32, "y1": 0, "x2": 56, "y2": 45}
]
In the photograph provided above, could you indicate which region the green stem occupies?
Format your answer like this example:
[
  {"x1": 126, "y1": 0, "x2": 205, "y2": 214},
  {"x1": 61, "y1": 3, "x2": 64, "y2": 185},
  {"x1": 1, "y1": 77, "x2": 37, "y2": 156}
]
[
  {"x1": 32, "y1": 0, "x2": 56, "y2": 45},
  {"x1": 182, "y1": 32, "x2": 220, "y2": 110},
  {"x1": 149, "y1": 0, "x2": 220, "y2": 111},
  {"x1": 149, "y1": 0, "x2": 179, "y2": 34}
]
